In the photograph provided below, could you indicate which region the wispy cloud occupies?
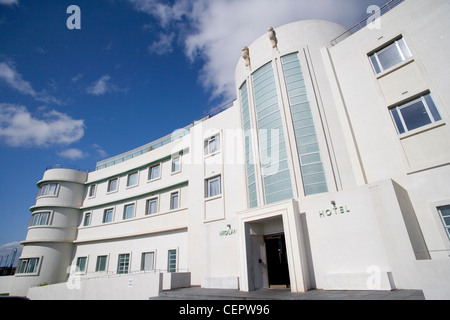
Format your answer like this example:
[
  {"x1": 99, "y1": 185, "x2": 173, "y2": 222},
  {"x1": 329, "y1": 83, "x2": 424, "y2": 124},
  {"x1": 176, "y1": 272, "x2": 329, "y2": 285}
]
[
  {"x1": 127, "y1": 0, "x2": 375, "y2": 101},
  {"x1": 0, "y1": 103, "x2": 85, "y2": 147},
  {"x1": 57, "y1": 148, "x2": 87, "y2": 160},
  {"x1": 86, "y1": 74, "x2": 127, "y2": 96},
  {"x1": 0, "y1": 0, "x2": 18, "y2": 6},
  {"x1": 0, "y1": 61, "x2": 63, "y2": 105},
  {"x1": 148, "y1": 32, "x2": 175, "y2": 55}
]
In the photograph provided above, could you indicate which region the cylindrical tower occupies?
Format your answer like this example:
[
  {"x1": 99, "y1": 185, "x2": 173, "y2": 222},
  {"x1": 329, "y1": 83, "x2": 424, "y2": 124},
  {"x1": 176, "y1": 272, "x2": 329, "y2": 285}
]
[{"x1": 10, "y1": 168, "x2": 87, "y2": 296}]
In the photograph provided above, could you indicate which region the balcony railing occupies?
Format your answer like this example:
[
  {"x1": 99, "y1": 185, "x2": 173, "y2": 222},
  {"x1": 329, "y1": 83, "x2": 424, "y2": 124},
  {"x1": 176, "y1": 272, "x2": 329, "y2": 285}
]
[{"x1": 330, "y1": 0, "x2": 406, "y2": 46}]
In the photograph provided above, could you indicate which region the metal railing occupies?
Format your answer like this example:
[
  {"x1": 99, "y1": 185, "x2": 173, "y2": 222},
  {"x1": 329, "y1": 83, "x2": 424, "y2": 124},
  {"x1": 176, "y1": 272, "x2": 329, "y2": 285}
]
[{"x1": 330, "y1": 0, "x2": 405, "y2": 46}]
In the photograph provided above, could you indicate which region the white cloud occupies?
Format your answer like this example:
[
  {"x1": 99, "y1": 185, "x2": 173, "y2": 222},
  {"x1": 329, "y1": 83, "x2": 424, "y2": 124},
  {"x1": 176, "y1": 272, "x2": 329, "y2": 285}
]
[
  {"x1": 148, "y1": 32, "x2": 175, "y2": 55},
  {"x1": 93, "y1": 143, "x2": 108, "y2": 159},
  {"x1": 57, "y1": 148, "x2": 87, "y2": 160},
  {"x1": 0, "y1": 61, "x2": 62, "y2": 105},
  {"x1": 0, "y1": 0, "x2": 18, "y2": 6},
  {"x1": 128, "y1": 0, "x2": 378, "y2": 101},
  {"x1": 0, "y1": 103, "x2": 85, "y2": 147},
  {"x1": 86, "y1": 74, "x2": 112, "y2": 96}
]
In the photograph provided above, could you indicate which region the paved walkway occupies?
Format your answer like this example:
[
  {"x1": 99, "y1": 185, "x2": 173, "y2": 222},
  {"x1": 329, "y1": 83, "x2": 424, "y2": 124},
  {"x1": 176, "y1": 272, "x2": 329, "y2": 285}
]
[{"x1": 153, "y1": 287, "x2": 425, "y2": 300}]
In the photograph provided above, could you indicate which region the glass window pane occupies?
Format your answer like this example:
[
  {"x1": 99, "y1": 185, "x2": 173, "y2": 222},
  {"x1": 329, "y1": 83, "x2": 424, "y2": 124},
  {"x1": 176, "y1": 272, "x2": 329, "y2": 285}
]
[
  {"x1": 172, "y1": 157, "x2": 180, "y2": 172},
  {"x1": 399, "y1": 100, "x2": 432, "y2": 131},
  {"x1": 391, "y1": 108, "x2": 405, "y2": 134},
  {"x1": 108, "y1": 179, "x2": 117, "y2": 192},
  {"x1": 89, "y1": 185, "x2": 96, "y2": 197},
  {"x1": 377, "y1": 43, "x2": 403, "y2": 70},
  {"x1": 103, "y1": 209, "x2": 113, "y2": 223},
  {"x1": 141, "y1": 252, "x2": 154, "y2": 271},
  {"x1": 147, "y1": 198, "x2": 158, "y2": 215},
  {"x1": 96, "y1": 256, "x2": 107, "y2": 272},
  {"x1": 123, "y1": 204, "x2": 134, "y2": 220},
  {"x1": 369, "y1": 54, "x2": 382, "y2": 74},
  {"x1": 127, "y1": 172, "x2": 138, "y2": 187},
  {"x1": 171, "y1": 192, "x2": 179, "y2": 210},
  {"x1": 398, "y1": 38, "x2": 411, "y2": 59},
  {"x1": 76, "y1": 257, "x2": 87, "y2": 272},
  {"x1": 168, "y1": 250, "x2": 177, "y2": 273},
  {"x1": 117, "y1": 254, "x2": 130, "y2": 274},
  {"x1": 424, "y1": 94, "x2": 441, "y2": 122},
  {"x1": 149, "y1": 164, "x2": 160, "y2": 180}
]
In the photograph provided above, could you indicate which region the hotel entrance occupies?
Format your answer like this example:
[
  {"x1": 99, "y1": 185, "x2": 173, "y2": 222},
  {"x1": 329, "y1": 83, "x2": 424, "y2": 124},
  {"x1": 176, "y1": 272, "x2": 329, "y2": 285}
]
[{"x1": 264, "y1": 234, "x2": 290, "y2": 288}]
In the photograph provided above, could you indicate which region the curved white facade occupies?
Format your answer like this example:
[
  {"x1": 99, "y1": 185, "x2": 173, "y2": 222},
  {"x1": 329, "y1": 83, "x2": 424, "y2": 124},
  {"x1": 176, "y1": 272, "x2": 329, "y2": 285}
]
[{"x1": 7, "y1": 0, "x2": 450, "y2": 299}]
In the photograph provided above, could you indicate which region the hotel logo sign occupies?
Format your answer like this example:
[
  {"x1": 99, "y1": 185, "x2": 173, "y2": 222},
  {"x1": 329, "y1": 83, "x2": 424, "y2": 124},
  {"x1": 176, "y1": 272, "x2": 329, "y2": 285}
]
[{"x1": 319, "y1": 204, "x2": 350, "y2": 218}]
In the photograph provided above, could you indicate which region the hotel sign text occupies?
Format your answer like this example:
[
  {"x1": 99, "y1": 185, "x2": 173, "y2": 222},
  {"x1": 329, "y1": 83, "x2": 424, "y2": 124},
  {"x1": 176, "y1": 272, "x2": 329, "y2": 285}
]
[{"x1": 319, "y1": 205, "x2": 350, "y2": 218}]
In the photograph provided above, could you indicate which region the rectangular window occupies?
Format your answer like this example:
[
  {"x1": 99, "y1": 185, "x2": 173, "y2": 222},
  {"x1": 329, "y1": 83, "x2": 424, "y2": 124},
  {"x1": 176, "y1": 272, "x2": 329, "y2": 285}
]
[
  {"x1": 76, "y1": 257, "x2": 87, "y2": 272},
  {"x1": 206, "y1": 176, "x2": 222, "y2": 198},
  {"x1": 17, "y1": 258, "x2": 39, "y2": 274},
  {"x1": 30, "y1": 212, "x2": 51, "y2": 226},
  {"x1": 205, "y1": 135, "x2": 220, "y2": 155},
  {"x1": 170, "y1": 192, "x2": 179, "y2": 210},
  {"x1": 438, "y1": 205, "x2": 450, "y2": 241},
  {"x1": 107, "y1": 178, "x2": 118, "y2": 192},
  {"x1": 148, "y1": 164, "x2": 160, "y2": 180},
  {"x1": 83, "y1": 212, "x2": 91, "y2": 226},
  {"x1": 172, "y1": 156, "x2": 181, "y2": 173},
  {"x1": 103, "y1": 208, "x2": 114, "y2": 223},
  {"x1": 167, "y1": 250, "x2": 177, "y2": 273},
  {"x1": 369, "y1": 37, "x2": 411, "y2": 74},
  {"x1": 127, "y1": 172, "x2": 138, "y2": 187},
  {"x1": 141, "y1": 252, "x2": 155, "y2": 271},
  {"x1": 38, "y1": 183, "x2": 58, "y2": 197},
  {"x1": 88, "y1": 184, "x2": 96, "y2": 197},
  {"x1": 123, "y1": 204, "x2": 135, "y2": 220},
  {"x1": 146, "y1": 198, "x2": 158, "y2": 215},
  {"x1": 390, "y1": 93, "x2": 441, "y2": 134},
  {"x1": 96, "y1": 255, "x2": 107, "y2": 272},
  {"x1": 117, "y1": 254, "x2": 130, "y2": 274}
]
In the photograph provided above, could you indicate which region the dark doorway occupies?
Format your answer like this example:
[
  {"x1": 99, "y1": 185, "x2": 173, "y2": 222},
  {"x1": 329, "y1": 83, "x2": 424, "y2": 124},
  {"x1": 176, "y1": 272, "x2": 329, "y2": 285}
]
[{"x1": 264, "y1": 234, "x2": 290, "y2": 288}]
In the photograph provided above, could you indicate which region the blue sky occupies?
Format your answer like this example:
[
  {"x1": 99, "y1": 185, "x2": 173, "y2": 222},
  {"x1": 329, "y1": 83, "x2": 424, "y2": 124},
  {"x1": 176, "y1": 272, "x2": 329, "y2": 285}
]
[{"x1": 0, "y1": 0, "x2": 389, "y2": 263}]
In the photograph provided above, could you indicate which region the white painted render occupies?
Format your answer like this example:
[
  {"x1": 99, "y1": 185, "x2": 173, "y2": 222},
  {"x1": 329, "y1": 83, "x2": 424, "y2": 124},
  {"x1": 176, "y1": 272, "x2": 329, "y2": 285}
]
[{"x1": 6, "y1": 0, "x2": 450, "y2": 299}]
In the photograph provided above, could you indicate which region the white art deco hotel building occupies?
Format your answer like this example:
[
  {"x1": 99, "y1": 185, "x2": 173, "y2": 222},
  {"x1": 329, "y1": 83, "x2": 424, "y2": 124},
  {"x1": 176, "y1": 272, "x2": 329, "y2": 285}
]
[{"x1": 6, "y1": 0, "x2": 450, "y2": 299}]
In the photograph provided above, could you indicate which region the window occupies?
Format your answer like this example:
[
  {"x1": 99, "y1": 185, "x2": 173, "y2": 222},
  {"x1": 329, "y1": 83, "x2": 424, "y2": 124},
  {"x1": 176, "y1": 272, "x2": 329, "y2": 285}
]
[
  {"x1": 148, "y1": 164, "x2": 161, "y2": 180},
  {"x1": 141, "y1": 252, "x2": 155, "y2": 271},
  {"x1": 170, "y1": 192, "x2": 179, "y2": 210},
  {"x1": 123, "y1": 203, "x2": 135, "y2": 220},
  {"x1": 127, "y1": 172, "x2": 138, "y2": 187},
  {"x1": 167, "y1": 250, "x2": 177, "y2": 273},
  {"x1": 206, "y1": 176, "x2": 222, "y2": 198},
  {"x1": 117, "y1": 254, "x2": 130, "y2": 274},
  {"x1": 146, "y1": 197, "x2": 158, "y2": 215},
  {"x1": 438, "y1": 206, "x2": 450, "y2": 241},
  {"x1": 171, "y1": 156, "x2": 181, "y2": 173},
  {"x1": 88, "y1": 184, "x2": 96, "y2": 198},
  {"x1": 30, "y1": 212, "x2": 51, "y2": 226},
  {"x1": 38, "y1": 183, "x2": 58, "y2": 197},
  {"x1": 205, "y1": 135, "x2": 220, "y2": 155},
  {"x1": 369, "y1": 37, "x2": 411, "y2": 74},
  {"x1": 103, "y1": 208, "x2": 114, "y2": 223},
  {"x1": 83, "y1": 212, "x2": 91, "y2": 226},
  {"x1": 76, "y1": 257, "x2": 87, "y2": 273},
  {"x1": 390, "y1": 93, "x2": 441, "y2": 134},
  {"x1": 96, "y1": 256, "x2": 107, "y2": 272},
  {"x1": 17, "y1": 258, "x2": 39, "y2": 274},
  {"x1": 107, "y1": 178, "x2": 118, "y2": 192}
]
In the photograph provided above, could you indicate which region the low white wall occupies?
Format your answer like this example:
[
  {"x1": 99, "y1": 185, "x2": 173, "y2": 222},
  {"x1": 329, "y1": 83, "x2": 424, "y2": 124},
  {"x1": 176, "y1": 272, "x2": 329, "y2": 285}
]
[
  {"x1": 0, "y1": 276, "x2": 15, "y2": 294},
  {"x1": 27, "y1": 272, "x2": 190, "y2": 300}
]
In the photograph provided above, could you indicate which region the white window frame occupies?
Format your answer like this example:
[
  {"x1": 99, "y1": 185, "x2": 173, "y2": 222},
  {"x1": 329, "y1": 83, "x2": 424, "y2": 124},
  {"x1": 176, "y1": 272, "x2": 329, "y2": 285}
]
[
  {"x1": 126, "y1": 171, "x2": 139, "y2": 188},
  {"x1": 107, "y1": 178, "x2": 118, "y2": 193},
  {"x1": 30, "y1": 211, "x2": 52, "y2": 227},
  {"x1": 146, "y1": 196, "x2": 159, "y2": 215},
  {"x1": 148, "y1": 163, "x2": 161, "y2": 181},
  {"x1": 141, "y1": 251, "x2": 156, "y2": 272},
  {"x1": 123, "y1": 203, "x2": 135, "y2": 220},
  {"x1": 95, "y1": 255, "x2": 108, "y2": 272},
  {"x1": 167, "y1": 249, "x2": 177, "y2": 273},
  {"x1": 83, "y1": 212, "x2": 91, "y2": 227},
  {"x1": 437, "y1": 205, "x2": 450, "y2": 241},
  {"x1": 369, "y1": 37, "x2": 412, "y2": 74},
  {"x1": 390, "y1": 93, "x2": 442, "y2": 134},
  {"x1": 205, "y1": 134, "x2": 220, "y2": 156},
  {"x1": 88, "y1": 184, "x2": 97, "y2": 198},
  {"x1": 170, "y1": 191, "x2": 180, "y2": 210},
  {"x1": 171, "y1": 154, "x2": 181, "y2": 174},
  {"x1": 38, "y1": 183, "x2": 59, "y2": 198},
  {"x1": 17, "y1": 257, "x2": 41, "y2": 276},
  {"x1": 205, "y1": 175, "x2": 222, "y2": 198},
  {"x1": 103, "y1": 208, "x2": 114, "y2": 224},
  {"x1": 117, "y1": 253, "x2": 131, "y2": 274}
]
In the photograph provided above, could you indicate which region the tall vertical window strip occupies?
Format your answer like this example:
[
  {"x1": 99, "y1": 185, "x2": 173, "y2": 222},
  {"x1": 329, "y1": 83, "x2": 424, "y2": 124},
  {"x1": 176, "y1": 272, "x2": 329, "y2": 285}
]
[
  {"x1": 240, "y1": 81, "x2": 258, "y2": 208},
  {"x1": 281, "y1": 53, "x2": 328, "y2": 196},
  {"x1": 252, "y1": 62, "x2": 293, "y2": 204}
]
